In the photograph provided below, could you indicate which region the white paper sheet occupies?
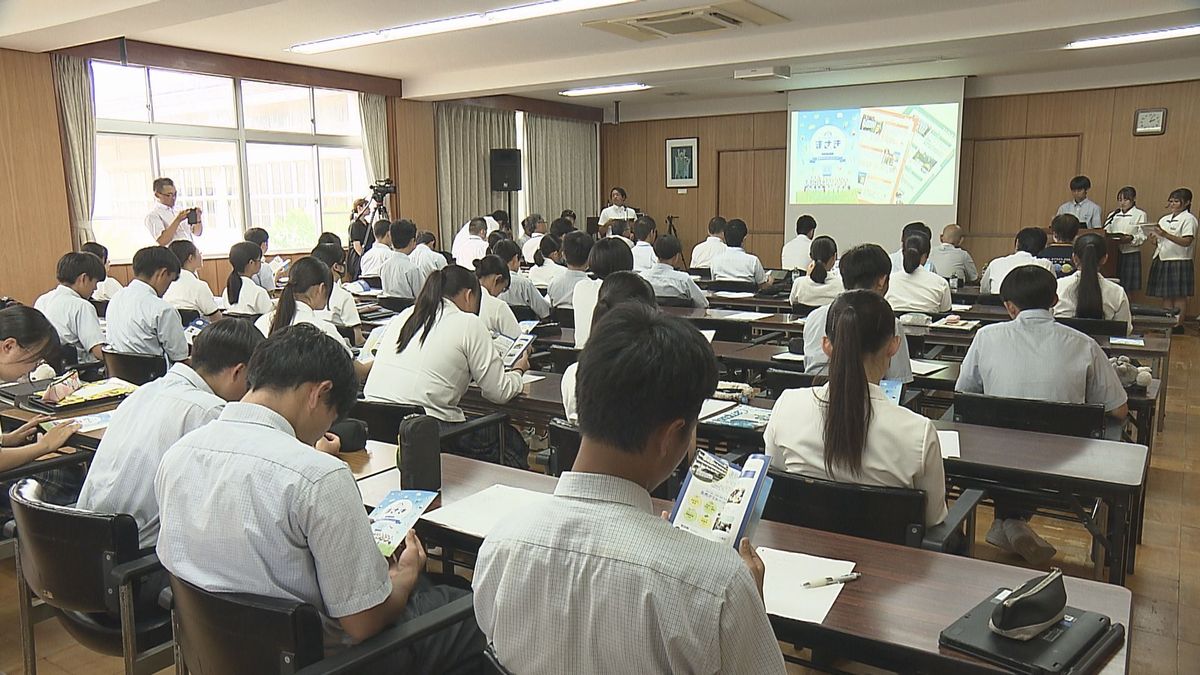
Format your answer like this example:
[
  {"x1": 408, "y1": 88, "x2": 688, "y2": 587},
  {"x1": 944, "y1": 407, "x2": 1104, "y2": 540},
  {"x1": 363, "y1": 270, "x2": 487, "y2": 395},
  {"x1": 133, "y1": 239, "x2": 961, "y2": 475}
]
[
  {"x1": 521, "y1": 373, "x2": 545, "y2": 385},
  {"x1": 937, "y1": 430, "x2": 960, "y2": 458},
  {"x1": 421, "y1": 484, "x2": 550, "y2": 538},
  {"x1": 714, "y1": 291, "x2": 756, "y2": 299},
  {"x1": 757, "y1": 547, "x2": 857, "y2": 624},
  {"x1": 699, "y1": 398, "x2": 738, "y2": 420},
  {"x1": 951, "y1": 304, "x2": 973, "y2": 312},
  {"x1": 909, "y1": 359, "x2": 948, "y2": 375},
  {"x1": 770, "y1": 352, "x2": 806, "y2": 363},
  {"x1": 724, "y1": 311, "x2": 773, "y2": 321}
]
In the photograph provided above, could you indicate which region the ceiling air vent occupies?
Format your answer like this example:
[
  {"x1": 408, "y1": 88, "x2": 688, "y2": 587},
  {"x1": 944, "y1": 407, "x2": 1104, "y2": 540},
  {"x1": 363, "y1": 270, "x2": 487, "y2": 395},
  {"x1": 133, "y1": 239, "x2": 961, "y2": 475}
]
[{"x1": 585, "y1": 1, "x2": 788, "y2": 42}]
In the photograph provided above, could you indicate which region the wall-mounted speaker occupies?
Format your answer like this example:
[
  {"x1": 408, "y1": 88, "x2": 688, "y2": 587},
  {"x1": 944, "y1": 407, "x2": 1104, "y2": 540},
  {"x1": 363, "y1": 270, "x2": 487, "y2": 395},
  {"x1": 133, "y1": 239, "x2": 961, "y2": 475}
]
[{"x1": 490, "y1": 149, "x2": 522, "y2": 192}]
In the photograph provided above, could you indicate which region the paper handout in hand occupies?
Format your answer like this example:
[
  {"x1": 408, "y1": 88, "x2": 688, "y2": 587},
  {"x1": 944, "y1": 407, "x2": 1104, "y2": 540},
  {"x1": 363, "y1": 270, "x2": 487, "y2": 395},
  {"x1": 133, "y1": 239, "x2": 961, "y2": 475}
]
[
  {"x1": 369, "y1": 490, "x2": 438, "y2": 556},
  {"x1": 669, "y1": 451, "x2": 773, "y2": 547}
]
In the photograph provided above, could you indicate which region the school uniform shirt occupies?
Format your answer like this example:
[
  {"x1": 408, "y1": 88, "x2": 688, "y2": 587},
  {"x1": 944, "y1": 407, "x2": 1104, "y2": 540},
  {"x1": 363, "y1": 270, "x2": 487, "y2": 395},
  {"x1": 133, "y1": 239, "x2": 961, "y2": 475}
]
[
  {"x1": 92, "y1": 277, "x2": 123, "y2": 302},
  {"x1": 528, "y1": 259, "x2": 567, "y2": 287},
  {"x1": 1104, "y1": 207, "x2": 1148, "y2": 254},
  {"x1": 927, "y1": 243, "x2": 978, "y2": 282},
  {"x1": 254, "y1": 302, "x2": 352, "y2": 356},
  {"x1": 363, "y1": 300, "x2": 523, "y2": 422},
  {"x1": 764, "y1": 383, "x2": 948, "y2": 527},
  {"x1": 780, "y1": 234, "x2": 812, "y2": 271},
  {"x1": 164, "y1": 269, "x2": 221, "y2": 316},
  {"x1": 154, "y1": 401, "x2": 391, "y2": 646},
  {"x1": 890, "y1": 249, "x2": 937, "y2": 275},
  {"x1": 452, "y1": 235, "x2": 489, "y2": 267},
  {"x1": 1057, "y1": 198, "x2": 1102, "y2": 229},
  {"x1": 956, "y1": 309, "x2": 1127, "y2": 412},
  {"x1": 1054, "y1": 272, "x2": 1133, "y2": 335},
  {"x1": 546, "y1": 269, "x2": 590, "y2": 308},
  {"x1": 804, "y1": 301, "x2": 913, "y2": 383},
  {"x1": 144, "y1": 202, "x2": 194, "y2": 243},
  {"x1": 498, "y1": 272, "x2": 551, "y2": 318},
  {"x1": 106, "y1": 279, "x2": 189, "y2": 362},
  {"x1": 690, "y1": 236, "x2": 726, "y2": 269},
  {"x1": 560, "y1": 362, "x2": 578, "y2": 425},
  {"x1": 1036, "y1": 243, "x2": 1076, "y2": 278},
  {"x1": 631, "y1": 241, "x2": 657, "y2": 273},
  {"x1": 789, "y1": 271, "x2": 843, "y2": 308},
  {"x1": 223, "y1": 276, "x2": 274, "y2": 316},
  {"x1": 473, "y1": 471, "x2": 787, "y2": 675},
  {"x1": 640, "y1": 263, "x2": 708, "y2": 308},
  {"x1": 34, "y1": 285, "x2": 105, "y2": 362},
  {"x1": 598, "y1": 204, "x2": 637, "y2": 226},
  {"x1": 572, "y1": 278, "x2": 603, "y2": 348},
  {"x1": 710, "y1": 247, "x2": 766, "y2": 285},
  {"x1": 411, "y1": 243, "x2": 448, "y2": 277},
  {"x1": 380, "y1": 251, "x2": 425, "y2": 299},
  {"x1": 521, "y1": 233, "x2": 545, "y2": 263},
  {"x1": 77, "y1": 364, "x2": 225, "y2": 548},
  {"x1": 978, "y1": 251, "x2": 1054, "y2": 294},
  {"x1": 357, "y1": 242, "x2": 394, "y2": 278},
  {"x1": 1153, "y1": 211, "x2": 1199, "y2": 261},
  {"x1": 317, "y1": 282, "x2": 361, "y2": 328},
  {"x1": 452, "y1": 217, "x2": 502, "y2": 253},
  {"x1": 885, "y1": 267, "x2": 952, "y2": 314},
  {"x1": 480, "y1": 291, "x2": 521, "y2": 341},
  {"x1": 251, "y1": 263, "x2": 276, "y2": 290}
]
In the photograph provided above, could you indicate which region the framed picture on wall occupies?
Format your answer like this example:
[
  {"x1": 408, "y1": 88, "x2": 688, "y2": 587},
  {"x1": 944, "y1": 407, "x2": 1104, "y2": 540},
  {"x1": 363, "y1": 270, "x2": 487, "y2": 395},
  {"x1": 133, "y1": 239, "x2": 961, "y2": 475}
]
[
  {"x1": 1133, "y1": 108, "x2": 1167, "y2": 136},
  {"x1": 666, "y1": 137, "x2": 699, "y2": 188}
]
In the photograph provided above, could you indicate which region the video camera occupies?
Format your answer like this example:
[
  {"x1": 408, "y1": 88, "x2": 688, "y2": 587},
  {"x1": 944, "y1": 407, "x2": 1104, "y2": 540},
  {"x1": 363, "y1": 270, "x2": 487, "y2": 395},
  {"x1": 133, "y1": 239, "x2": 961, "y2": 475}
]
[{"x1": 369, "y1": 178, "x2": 396, "y2": 203}]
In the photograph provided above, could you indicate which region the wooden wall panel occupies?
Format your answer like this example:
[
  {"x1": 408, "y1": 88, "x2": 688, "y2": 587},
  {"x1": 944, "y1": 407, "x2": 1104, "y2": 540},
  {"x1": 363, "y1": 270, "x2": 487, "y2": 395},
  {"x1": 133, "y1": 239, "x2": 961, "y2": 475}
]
[
  {"x1": 968, "y1": 139, "x2": 1027, "y2": 235},
  {"x1": 1019, "y1": 136, "x2": 1081, "y2": 230},
  {"x1": 752, "y1": 149, "x2": 787, "y2": 268},
  {"x1": 957, "y1": 139, "x2": 975, "y2": 227},
  {"x1": 387, "y1": 98, "x2": 440, "y2": 234},
  {"x1": 0, "y1": 49, "x2": 72, "y2": 304},
  {"x1": 963, "y1": 96, "x2": 1028, "y2": 139}
]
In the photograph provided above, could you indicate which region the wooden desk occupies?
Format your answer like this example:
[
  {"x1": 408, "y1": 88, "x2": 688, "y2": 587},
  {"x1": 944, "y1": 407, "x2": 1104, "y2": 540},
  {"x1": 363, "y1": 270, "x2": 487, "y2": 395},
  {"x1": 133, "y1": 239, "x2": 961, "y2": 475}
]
[
  {"x1": 704, "y1": 293, "x2": 791, "y2": 313},
  {"x1": 357, "y1": 455, "x2": 1130, "y2": 674}
]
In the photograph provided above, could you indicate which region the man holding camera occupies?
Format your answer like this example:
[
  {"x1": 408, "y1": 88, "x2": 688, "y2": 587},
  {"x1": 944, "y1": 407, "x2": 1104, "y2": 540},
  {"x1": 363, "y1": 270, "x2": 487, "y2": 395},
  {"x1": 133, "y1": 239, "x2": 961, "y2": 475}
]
[{"x1": 145, "y1": 177, "x2": 202, "y2": 246}]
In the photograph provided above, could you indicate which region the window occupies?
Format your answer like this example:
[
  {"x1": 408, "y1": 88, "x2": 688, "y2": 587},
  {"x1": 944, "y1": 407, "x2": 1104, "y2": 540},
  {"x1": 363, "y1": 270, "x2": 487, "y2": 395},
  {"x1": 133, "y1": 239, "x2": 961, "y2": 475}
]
[{"x1": 90, "y1": 61, "x2": 366, "y2": 261}]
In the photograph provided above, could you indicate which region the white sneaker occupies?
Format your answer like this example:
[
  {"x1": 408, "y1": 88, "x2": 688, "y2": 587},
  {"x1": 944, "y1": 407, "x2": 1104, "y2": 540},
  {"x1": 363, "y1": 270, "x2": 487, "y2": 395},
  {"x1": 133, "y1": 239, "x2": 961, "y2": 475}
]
[
  {"x1": 1003, "y1": 519, "x2": 1057, "y2": 567},
  {"x1": 986, "y1": 519, "x2": 1013, "y2": 551}
]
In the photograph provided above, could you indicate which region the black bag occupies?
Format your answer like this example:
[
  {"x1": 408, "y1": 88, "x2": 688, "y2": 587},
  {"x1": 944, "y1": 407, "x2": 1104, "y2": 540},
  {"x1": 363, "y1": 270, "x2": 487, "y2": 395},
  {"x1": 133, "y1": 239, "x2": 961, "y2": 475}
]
[
  {"x1": 398, "y1": 415, "x2": 442, "y2": 492},
  {"x1": 990, "y1": 568, "x2": 1067, "y2": 641},
  {"x1": 329, "y1": 418, "x2": 369, "y2": 453}
]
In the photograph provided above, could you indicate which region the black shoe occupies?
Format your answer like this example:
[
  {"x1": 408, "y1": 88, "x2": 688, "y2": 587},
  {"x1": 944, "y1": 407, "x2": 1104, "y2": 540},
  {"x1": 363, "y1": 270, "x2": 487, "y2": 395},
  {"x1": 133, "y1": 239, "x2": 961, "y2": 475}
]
[{"x1": 1173, "y1": 325, "x2": 1185, "y2": 335}]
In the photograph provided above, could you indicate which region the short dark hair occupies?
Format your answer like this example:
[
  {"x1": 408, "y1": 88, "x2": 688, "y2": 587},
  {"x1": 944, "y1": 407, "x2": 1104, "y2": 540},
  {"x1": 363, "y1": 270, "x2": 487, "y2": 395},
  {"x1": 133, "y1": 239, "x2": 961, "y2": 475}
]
[
  {"x1": 80, "y1": 242, "x2": 109, "y2": 263},
  {"x1": 588, "y1": 237, "x2": 634, "y2": 279},
  {"x1": 490, "y1": 210, "x2": 510, "y2": 225},
  {"x1": 416, "y1": 231, "x2": 437, "y2": 246},
  {"x1": 190, "y1": 318, "x2": 264, "y2": 375},
  {"x1": 653, "y1": 235, "x2": 682, "y2": 260},
  {"x1": 633, "y1": 216, "x2": 656, "y2": 242},
  {"x1": 549, "y1": 217, "x2": 575, "y2": 238},
  {"x1": 999, "y1": 265, "x2": 1057, "y2": 311},
  {"x1": 1050, "y1": 214, "x2": 1081, "y2": 242},
  {"x1": 310, "y1": 243, "x2": 346, "y2": 268},
  {"x1": 56, "y1": 252, "x2": 106, "y2": 284},
  {"x1": 561, "y1": 231, "x2": 593, "y2": 267},
  {"x1": 1069, "y1": 175, "x2": 1091, "y2": 191},
  {"x1": 168, "y1": 240, "x2": 198, "y2": 267},
  {"x1": 577, "y1": 304, "x2": 717, "y2": 454},
  {"x1": 838, "y1": 244, "x2": 891, "y2": 290},
  {"x1": 244, "y1": 227, "x2": 270, "y2": 247},
  {"x1": 708, "y1": 216, "x2": 727, "y2": 235},
  {"x1": 901, "y1": 221, "x2": 932, "y2": 242},
  {"x1": 390, "y1": 219, "x2": 417, "y2": 248},
  {"x1": 491, "y1": 239, "x2": 521, "y2": 264},
  {"x1": 152, "y1": 177, "x2": 174, "y2": 193},
  {"x1": 246, "y1": 323, "x2": 358, "y2": 418},
  {"x1": 131, "y1": 246, "x2": 181, "y2": 279},
  {"x1": 610, "y1": 186, "x2": 627, "y2": 199},
  {"x1": 1116, "y1": 186, "x2": 1136, "y2": 202},
  {"x1": 372, "y1": 220, "x2": 392, "y2": 240},
  {"x1": 610, "y1": 219, "x2": 631, "y2": 238},
  {"x1": 796, "y1": 215, "x2": 817, "y2": 236},
  {"x1": 317, "y1": 232, "x2": 342, "y2": 248},
  {"x1": 469, "y1": 217, "x2": 487, "y2": 235},
  {"x1": 724, "y1": 219, "x2": 749, "y2": 247},
  {"x1": 1015, "y1": 227, "x2": 1048, "y2": 255}
]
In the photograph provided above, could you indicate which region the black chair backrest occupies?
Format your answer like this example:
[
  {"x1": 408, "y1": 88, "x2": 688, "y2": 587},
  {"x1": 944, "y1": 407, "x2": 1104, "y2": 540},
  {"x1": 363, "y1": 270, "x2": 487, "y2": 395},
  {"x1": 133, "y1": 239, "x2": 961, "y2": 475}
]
[
  {"x1": 91, "y1": 299, "x2": 109, "y2": 318},
  {"x1": 977, "y1": 293, "x2": 1004, "y2": 306},
  {"x1": 60, "y1": 343, "x2": 79, "y2": 368},
  {"x1": 706, "y1": 280, "x2": 758, "y2": 293},
  {"x1": 905, "y1": 333, "x2": 926, "y2": 358},
  {"x1": 761, "y1": 469, "x2": 927, "y2": 547},
  {"x1": 953, "y1": 392, "x2": 1105, "y2": 438},
  {"x1": 361, "y1": 276, "x2": 382, "y2": 289},
  {"x1": 101, "y1": 348, "x2": 168, "y2": 385},
  {"x1": 510, "y1": 305, "x2": 539, "y2": 322},
  {"x1": 763, "y1": 369, "x2": 816, "y2": 397},
  {"x1": 790, "y1": 303, "x2": 819, "y2": 316},
  {"x1": 378, "y1": 296, "x2": 413, "y2": 313},
  {"x1": 351, "y1": 399, "x2": 424, "y2": 443},
  {"x1": 224, "y1": 312, "x2": 262, "y2": 323},
  {"x1": 169, "y1": 574, "x2": 324, "y2": 675},
  {"x1": 1056, "y1": 316, "x2": 1127, "y2": 337},
  {"x1": 547, "y1": 345, "x2": 579, "y2": 374},
  {"x1": 178, "y1": 309, "x2": 201, "y2": 326},
  {"x1": 547, "y1": 418, "x2": 581, "y2": 476},
  {"x1": 692, "y1": 317, "x2": 750, "y2": 342},
  {"x1": 551, "y1": 307, "x2": 575, "y2": 328},
  {"x1": 688, "y1": 267, "x2": 711, "y2": 280},
  {"x1": 9, "y1": 479, "x2": 141, "y2": 615},
  {"x1": 655, "y1": 296, "x2": 694, "y2": 308}
]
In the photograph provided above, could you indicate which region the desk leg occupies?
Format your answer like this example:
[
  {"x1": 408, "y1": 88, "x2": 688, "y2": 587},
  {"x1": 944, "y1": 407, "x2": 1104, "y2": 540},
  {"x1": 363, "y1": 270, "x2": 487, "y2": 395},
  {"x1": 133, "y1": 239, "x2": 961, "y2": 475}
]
[
  {"x1": 1156, "y1": 350, "x2": 1169, "y2": 432},
  {"x1": 1107, "y1": 497, "x2": 1129, "y2": 586}
]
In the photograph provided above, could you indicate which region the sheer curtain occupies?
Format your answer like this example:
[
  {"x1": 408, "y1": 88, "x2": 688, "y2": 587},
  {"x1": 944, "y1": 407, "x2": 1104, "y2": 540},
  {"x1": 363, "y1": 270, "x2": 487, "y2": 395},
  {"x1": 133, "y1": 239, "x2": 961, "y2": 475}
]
[
  {"x1": 358, "y1": 92, "x2": 389, "y2": 184},
  {"x1": 524, "y1": 114, "x2": 599, "y2": 221},
  {"x1": 51, "y1": 53, "x2": 96, "y2": 248},
  {"x1": 436, "y1": 103, "x2": 517, "y2": 245}
]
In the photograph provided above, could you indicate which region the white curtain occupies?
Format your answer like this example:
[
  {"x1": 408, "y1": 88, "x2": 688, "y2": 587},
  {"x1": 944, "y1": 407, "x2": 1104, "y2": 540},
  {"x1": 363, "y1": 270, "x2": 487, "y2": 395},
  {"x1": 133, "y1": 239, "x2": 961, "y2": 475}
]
[
  {"x1": 435, "y1": 103, "x2": 517, "y2": 245},
  {"x1": 524, "y1": 114, "x2": 599, "y2": 222},
  {"x1": 51, "y1": 53, "x2": 96, "y2": 248},
  {"x1": 358, "y1": 92, "x2": 389, "y2": 184}
]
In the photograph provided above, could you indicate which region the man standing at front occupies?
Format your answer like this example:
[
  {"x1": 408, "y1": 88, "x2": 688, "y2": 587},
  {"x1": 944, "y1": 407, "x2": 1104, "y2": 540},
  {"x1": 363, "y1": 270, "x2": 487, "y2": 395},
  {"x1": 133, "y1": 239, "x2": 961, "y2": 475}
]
[{"x1": 145, "y1": 177, "x2": 202, "y2": 246}]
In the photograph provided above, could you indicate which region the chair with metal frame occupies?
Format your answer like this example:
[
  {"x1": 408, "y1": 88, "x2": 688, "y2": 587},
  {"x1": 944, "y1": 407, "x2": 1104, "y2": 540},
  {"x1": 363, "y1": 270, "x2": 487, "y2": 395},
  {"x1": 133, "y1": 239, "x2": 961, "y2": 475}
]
[
  {"x1": 102, "y1": 348, "x2": 168, "y2": 386},
  {"x1": 952, "y1": 392, "x2": 1107, "y2": 439}
]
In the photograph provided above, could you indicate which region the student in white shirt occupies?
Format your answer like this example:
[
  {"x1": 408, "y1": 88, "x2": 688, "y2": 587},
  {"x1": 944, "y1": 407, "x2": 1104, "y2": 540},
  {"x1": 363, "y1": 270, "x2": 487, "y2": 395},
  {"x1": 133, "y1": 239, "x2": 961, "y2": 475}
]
[
  {"x1": 528, "y1": 236, "x2": 567, "y2": 288},
  {"x1": 978, "y1": 227, "x2": 1053, "y2": 295},
  {"x1": 640, "y1": 235, "x2": 708, "y2": 308},
  {"x1": 224, "y1": 242, "x2": 273, "y2": 317},
  {"x1": 81, "y1": 242, "x2": 123, "y2": 302},
  {"x1": 928, "y1": 224, "x2": 978, "y2": 283},
  {"x1": 310, "y1": 244, "x2": 364, "y2": 346},
  {"x1": 1145, "y1": 187, "x2": 1196, "y2": 332},
  {"x1": 766, "y1": 290, "x2": 948, "y2": 528},
  {"x1": 574, "y1": 238, "x2": 634, "y2": 348},
  {"x1": 546, "y1": 232, "x2": 593, "y2": 308},
  {"x1": 474, "y1": 255, "x2": 522, "y2": 342},
  {"x1": 411, "y1": 231, "x2": 448, "y2": 277},
  {"x1": 0, "y1": 306, "x2": 79, "y2": 472},
  {"x1": 597, "y1": 186, "x2": 636, "y2": 229},
  {"x1": 1054, "y1": 233, "x2": 1133, "y2": 334},
  {"x1": 690, "y1": 217, "x2": 727, "y2": 270},
  {"x1": 780, "y1": 214, "x2": 816, "y2": 270},
  {"x1": 710, "y1": 219, "x2": 767, "y2": 288},
  {"x1": 106, "y1": 246, "x2": 189, "y2": 363},
  {"x1": 380, "y1": 220, "x2": 425, "y2": 300},
  {"x1": 363, "y1": 265, "x2": 531, "y2": 467},
  {"x1": 889, "y1": 222, "x2": 938, "y2": 274},
  {"x1": 451, "y1": 217, "x2": 490, "y2": 267},
  {"x1": 789, "y1": 236, "x2": 842, "y2": 308},
  {"x1": 492, "y1": 240, "x2": 551, "y2": 319},
  {"x1": 1103, "y1": 186, "x2": 1148, "y2": 292},
  {"x1": 144, "y1": 177, "x2": 201, "y2": 246},
  {"x1": 244, "y1": 228, "x2": 279, "y2": 290},
  {"x1": 477, "y1": 302, "x2": 787, "y2": 675},
  {"x1": 631, "y1": 216, "x2": 658, "y2": 273},
  {"x1": 165, "y1": 240, "x2": 222, "y2": 320},
  {"x1": 1056, "y1": 175, "x2": 1102, "y2": 229},
  {"x1": 34, "y1": 252, "x2": 106, "y2": 362},
  {"x1": 519, "y1": 214, "x2": 547, "y2": 263},
  {"x1": 358, "y1": 220, "x2": 394, "y2": 278},
  {"x1": 886, "y1": 234, "x2": 952, "y2": 314}
]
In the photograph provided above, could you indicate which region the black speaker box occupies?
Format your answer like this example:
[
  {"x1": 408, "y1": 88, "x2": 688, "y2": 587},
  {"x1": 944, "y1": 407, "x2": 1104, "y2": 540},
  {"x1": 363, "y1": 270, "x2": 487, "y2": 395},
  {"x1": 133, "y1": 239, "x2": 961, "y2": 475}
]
[{"x1": 490, "y1": 148, "x2": 522, "y2": 191}]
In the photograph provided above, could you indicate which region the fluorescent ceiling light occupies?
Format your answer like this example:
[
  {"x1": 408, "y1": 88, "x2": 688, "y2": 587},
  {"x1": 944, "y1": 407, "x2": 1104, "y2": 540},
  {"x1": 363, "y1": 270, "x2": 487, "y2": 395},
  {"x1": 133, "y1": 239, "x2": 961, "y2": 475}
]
[
  {"x1": 290, "y1": 0, "x2": 638, "y2": 54},
  {"x1": 559, "y1": 82, "x2": 652, "y2": 97},
  {"x1": 1064, "y1": 24, "x2": 1200, "y2": 50}
]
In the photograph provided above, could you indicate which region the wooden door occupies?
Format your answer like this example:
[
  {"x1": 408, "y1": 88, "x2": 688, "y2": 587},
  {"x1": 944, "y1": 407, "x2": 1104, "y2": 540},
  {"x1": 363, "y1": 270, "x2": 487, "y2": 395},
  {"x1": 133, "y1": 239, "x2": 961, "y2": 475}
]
[{"x1": 717, "y1": 148, "x2": 786, "y2": 268}]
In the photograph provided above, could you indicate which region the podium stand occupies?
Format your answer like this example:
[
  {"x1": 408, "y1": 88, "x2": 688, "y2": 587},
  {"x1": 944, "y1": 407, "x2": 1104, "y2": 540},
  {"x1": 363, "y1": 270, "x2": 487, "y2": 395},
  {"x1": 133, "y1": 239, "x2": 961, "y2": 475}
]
[{"x1": 1101, "y1": 234, "x2": 1121, "y2": 279}]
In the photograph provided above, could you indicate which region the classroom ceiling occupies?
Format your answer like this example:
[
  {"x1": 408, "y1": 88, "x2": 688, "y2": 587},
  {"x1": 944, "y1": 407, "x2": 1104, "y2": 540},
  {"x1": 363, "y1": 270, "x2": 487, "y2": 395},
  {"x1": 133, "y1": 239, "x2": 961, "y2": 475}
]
[{"x1": 1, "y1": 0, "x2": 1198, "y2": 107}]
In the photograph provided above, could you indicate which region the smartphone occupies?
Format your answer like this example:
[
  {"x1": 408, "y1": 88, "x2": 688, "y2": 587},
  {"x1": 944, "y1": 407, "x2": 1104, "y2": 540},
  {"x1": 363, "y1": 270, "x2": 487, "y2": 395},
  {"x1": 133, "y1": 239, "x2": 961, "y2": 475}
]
[{"x1": 186, "y1": 208, "x2": 199, "y2": 225}]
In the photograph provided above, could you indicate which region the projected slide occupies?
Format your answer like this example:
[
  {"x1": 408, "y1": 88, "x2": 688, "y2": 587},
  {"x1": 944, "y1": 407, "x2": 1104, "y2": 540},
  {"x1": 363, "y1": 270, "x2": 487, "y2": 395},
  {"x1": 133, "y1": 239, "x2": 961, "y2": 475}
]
[{"x1": 789, "y1": 103, "x2": 958, "y2": 205}]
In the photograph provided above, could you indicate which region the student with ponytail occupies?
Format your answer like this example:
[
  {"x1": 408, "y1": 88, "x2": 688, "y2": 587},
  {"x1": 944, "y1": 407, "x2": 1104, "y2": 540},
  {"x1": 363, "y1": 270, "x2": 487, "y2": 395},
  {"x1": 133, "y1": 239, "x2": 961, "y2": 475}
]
[
  {"x1": 1054, "y1": 232, "x2": 1133, "y2": 334},
  {"x1": 224, "y1": 241, "x2": 273, "y2": 316},
  {"x1": 474, "y1": 255, "x2": 522, "y2": 342},
  {"x1": 491, "y1": 239, "x2": 551, "y2": 318},
  {"x1": 885, "y1": 233, "x2": 951, "y2": 313},
  {"x1": 363, "y1": 265, "x2": 531, "y2": 467},
  {"x1": 528, "y1": 235, "x2": 567, "y2": 287},
  {"x1": 765, "y1": 290, "x2": 947, "y2": 527},
  {"x1": 789, "y1": 235, "x2": 842, "y2": 308},
  {"x1": 164, "y1": 240, "x2": 223, "y2": 320}
]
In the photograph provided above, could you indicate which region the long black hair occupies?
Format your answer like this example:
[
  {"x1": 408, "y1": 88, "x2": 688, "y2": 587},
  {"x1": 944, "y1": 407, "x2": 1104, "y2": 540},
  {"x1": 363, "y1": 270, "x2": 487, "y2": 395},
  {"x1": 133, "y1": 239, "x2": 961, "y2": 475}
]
[
  {"x1": 820, "y1": 290, "x2": 896, "y2": 477},
  {"x1": 396, "y1": 265, "x2": 480, "y2": 353},
  {"x1": 534, "y1": 234, "x2": 560, "y2": 266},
  {"x1": 473, "y1": 254, "x2": 511, "y2": 291},
  {"x1": 226, "y1": 241, "x2": 263, "y2": 305},
  {"x1": 1073, "y1": 232, "x2": 1107, "y2": 320},
  {"x1": 0, "y1": 305, "x2": 62, "y2": 370},
  {"x1": 269, "y1": 257, "x2": 332, "y2": 335},
  {"x1": 809, "y1": 235, "x2": 837, "y2": 284},
  {"x1": 901, "y1": 233, "x2": 930, "y2": 274}
]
